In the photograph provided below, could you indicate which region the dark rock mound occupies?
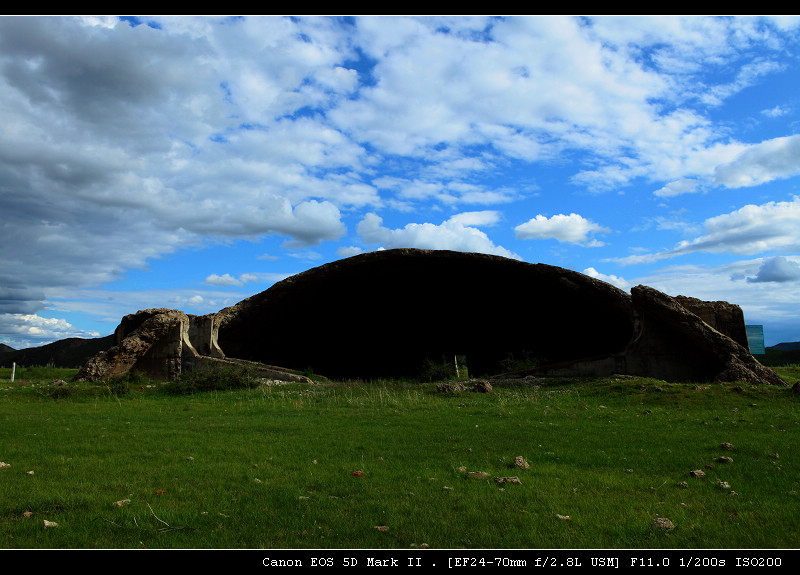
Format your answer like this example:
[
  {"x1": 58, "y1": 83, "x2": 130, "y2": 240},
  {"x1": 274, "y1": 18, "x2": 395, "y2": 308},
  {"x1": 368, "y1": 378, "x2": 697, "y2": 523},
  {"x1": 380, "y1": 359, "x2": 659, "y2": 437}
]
[{"x1": 216, "y1": 249, "x2": 636, "y2": 380}]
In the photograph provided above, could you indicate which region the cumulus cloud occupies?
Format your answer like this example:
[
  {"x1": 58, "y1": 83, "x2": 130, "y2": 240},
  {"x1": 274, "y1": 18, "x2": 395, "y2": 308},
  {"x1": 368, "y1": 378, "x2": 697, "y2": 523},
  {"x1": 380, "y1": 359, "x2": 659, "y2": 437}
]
[
  {"x1": 654, "y1": 178, "x2": 702, "y2": 197},
  {"x1": 0, "y1": 313, "x2": 100, "y2": 349},
  {"x1": 357, "y1": 213, "x2": 519, "y2": 259},
  {"x1": 514, "y1": 213, "x2": 610, "y2": 246},
  {"x1": 3, "y1": 16, "x2": 800, "y2": 349},
  {"x1": 0, "y1": 287, "x2": 47, "y2": 315},
  {"x1": 583, "y1": 267, "x2": 631, "y2": 291},
  {"x1": 615, "y1": 197, "x2": 800, "y2": 265},
  {"x1": 714, "y1": 135, "x2": 800, "y2": 188},
  {"x1": 746, "y1": 256, "x2": 800, "y2": 283},
  {"x1": 205, "y1": 274, "x2": 247, "y2": 287},
  {"x1": 446, "y1": 210, "x2": 502, "y2": 227}
]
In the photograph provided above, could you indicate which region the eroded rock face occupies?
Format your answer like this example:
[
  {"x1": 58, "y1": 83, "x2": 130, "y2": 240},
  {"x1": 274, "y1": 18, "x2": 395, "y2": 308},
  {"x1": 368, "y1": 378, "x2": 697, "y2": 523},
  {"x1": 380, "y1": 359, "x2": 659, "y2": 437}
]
[
  {"x1": 216, "y1": 249, "x2": 635, "y2": 380},
  {"x1": 74, "y1": 308, "x2": 313, "y2": 383},
  {"x1": 673, "y1": 295, "x2": 749, "y2": 350},
  {"x1": 75, "y1": 308, "x2": 189, "y2": 381},
  {"x1": 624, "y1": 286, "x2": 784, "y2": 386}
]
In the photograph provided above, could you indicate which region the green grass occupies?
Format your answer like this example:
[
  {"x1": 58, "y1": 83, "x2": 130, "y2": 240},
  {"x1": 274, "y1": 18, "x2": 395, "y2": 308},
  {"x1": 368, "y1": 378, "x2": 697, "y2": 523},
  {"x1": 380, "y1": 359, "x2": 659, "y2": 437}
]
[{"x1": 1, "y1": 365, "x2": 799, "y2": 549}]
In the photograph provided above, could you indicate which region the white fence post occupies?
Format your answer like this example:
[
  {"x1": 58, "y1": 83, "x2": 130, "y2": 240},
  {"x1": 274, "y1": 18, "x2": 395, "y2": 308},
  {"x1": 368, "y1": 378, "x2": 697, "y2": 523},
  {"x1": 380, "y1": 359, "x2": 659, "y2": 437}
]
[{"x1": 10, "y1": 362, "x2": 15, "y2": 382}]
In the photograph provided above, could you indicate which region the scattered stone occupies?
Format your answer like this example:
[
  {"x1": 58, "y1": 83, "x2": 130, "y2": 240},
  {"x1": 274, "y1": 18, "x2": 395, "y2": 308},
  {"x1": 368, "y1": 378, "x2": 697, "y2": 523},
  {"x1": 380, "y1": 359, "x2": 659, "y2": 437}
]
[
  {"x1": 494, "y1": 476, "x2": 522, "y2": 485},
  {"x1": 715, "y1": 456, "x2": 733, "y2": 464},
  {"x1": 719, "y1": 442, "x2": 735, "y2": 450},
  {"x1": 625, "y1": 468, "x2": 634, "y2": 473},
  {"x1": 513, "y1": 456, "x2": 530, "y2": 470},
  {"x1": 467, "y1": 471, "x2": 490, "y2": 480},
  {"x1": 112, "y1": 499, "x2": 131, "y2": 507},
  {"x1": 25, "y1": 470, "x2": 34, "y2": 476},
  {"x1": 677, "y1": 481, "x2": 688, "y2": 488},
  {"x1": 555, "y1": 514, "x2": 570, "y2": 521},
  {"x1": 23, "y1": 511, "x2": 33, "y2": 518},
  {"x1": 0, "y1": 462, "x2": 10, "y2": 469},
  {"x1": 51, "y1": 379, "x2": 68, "y2": 386},
  {"x1": 186, "y1": 456, "x2": 194, "y2": 461},
  {"x1": 690, "y1": 469, "x2": 706, "y2": 478},
  {"x1": 442, "y1": 486, "x2": 452, "y2": 491},
  {"x1": 471, "y1": 380, "x2": 492, "y2": 393},
  {"x1": 42, "y1": 520, "x2": 58, "y2": 529},
  {"x1": 651, "y1": 517, "x2": 675, "y2": 531},
  {"x1": 436, "y1": 383, "x2": 466, "y2": 393},
  {"x1": 716, "y1": 480, "x2": 731, "y2": 490}
]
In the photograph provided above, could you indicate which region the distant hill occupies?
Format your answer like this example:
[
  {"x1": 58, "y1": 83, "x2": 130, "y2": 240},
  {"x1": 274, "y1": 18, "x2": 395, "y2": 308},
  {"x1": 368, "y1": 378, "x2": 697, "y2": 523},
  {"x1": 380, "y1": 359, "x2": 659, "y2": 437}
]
[
  {"x1": 771, "y1": 342, "x2": 800, "y2": 351},
  {"x1": 761, "y1": 342, "x2": 800, "y2": 367},
  {"x1": 0, "y1": 335, "x2": 114, "y2": 369}
]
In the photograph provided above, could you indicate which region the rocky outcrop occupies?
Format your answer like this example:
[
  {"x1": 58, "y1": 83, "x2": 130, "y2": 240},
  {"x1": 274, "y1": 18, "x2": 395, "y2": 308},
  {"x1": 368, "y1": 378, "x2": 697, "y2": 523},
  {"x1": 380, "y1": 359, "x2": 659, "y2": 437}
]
[
  {"x1": 75, "y1": 248, "x2": 783, "y2": 386},
  {"x1": 519, "y1": 285, "x2": 784, "y2": 386},
  {"x1": 673, "y1": 295, "x2": 749, "y2": 350},
  {"x1": 624, "y1": 286, "x2": 784, "y2": 385},
  {"x1": 74, "y1": 308, "x2": 312, "y2": 383},
  {"x1": 75, "y1": 309, "x2": 192, "y2": 381},
  {"x1": 214, "y1": 249, "x2": 780, "y2": 385},
  {"x1": 216, "y1": 249, "x2": 635, "y2": 381}
]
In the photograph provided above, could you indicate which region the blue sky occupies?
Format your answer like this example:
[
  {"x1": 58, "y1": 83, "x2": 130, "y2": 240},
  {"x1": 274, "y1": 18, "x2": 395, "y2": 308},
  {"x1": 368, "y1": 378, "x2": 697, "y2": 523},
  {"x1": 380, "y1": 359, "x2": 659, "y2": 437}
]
[{"x1": 2, "y1": 15, "x2": 800, "y2": 350}]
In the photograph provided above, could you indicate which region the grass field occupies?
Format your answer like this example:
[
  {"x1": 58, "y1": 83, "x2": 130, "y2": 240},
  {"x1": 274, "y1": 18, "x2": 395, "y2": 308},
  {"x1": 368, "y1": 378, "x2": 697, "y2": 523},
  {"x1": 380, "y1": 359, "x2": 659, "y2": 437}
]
[{"x1": 1, "y1": 365, "x2": 799, "y2": 549}]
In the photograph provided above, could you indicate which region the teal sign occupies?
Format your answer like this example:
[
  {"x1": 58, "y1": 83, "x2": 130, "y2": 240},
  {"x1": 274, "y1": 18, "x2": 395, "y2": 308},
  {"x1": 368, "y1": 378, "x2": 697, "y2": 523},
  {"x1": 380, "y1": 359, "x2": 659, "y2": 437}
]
[{"x1": 746, "y1": 325, "x2": 765, "y2": 355}]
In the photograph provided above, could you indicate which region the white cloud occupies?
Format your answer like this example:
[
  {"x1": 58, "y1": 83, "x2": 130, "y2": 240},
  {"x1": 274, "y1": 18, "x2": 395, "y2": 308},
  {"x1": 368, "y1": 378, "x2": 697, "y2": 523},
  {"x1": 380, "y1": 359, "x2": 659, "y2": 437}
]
[
  {"x1": 762, "y1": 105, "x2": 789, "y2": 118},
  {"x1": 654, "y1": 178, "x2": 702, "y2": 197},
  {"x1": 583, "y1": 267, "x2": 631, "y2": 291},
  {"x1": 205, "y1": 274, "x2": 246, "y2": 287},
  {"x1": 447, "y1": 210, "x2": 502, "y2": 227},
  {"x1": 714, "y1": 135, "x2": 800, "y2": 188},
  {"x1": 0, "y1": 313, "x2": 100, "y2": 348},
  {"x1": 515, "y1": 213, "x2": 610, "y2": 246},
  {"x1": 615, "y1": 196, "x2": 800, "y2": 265},
  {"x1": 336, "y1": 246, "x2": 364, "y2": 258},
  {"x1": 745, "y1": 256, "x2": 800, "y2": 283},
  {"x1": 357, "y1": 213, "x2": 520, "y2": 259}
]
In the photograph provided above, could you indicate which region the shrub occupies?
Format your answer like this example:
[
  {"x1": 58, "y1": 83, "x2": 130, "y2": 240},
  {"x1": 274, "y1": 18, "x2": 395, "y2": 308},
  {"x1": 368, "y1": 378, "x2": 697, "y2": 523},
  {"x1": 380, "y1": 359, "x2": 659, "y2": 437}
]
[
  {"x1": 105, "y1": 370, "x2": 149, "y2": 396},
  {"x1": 497, "y1": 350, "x2": 545, "y2": 373},
  {"x1": 164, "y1": 363, "x2": 258, "y2": 395}
]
